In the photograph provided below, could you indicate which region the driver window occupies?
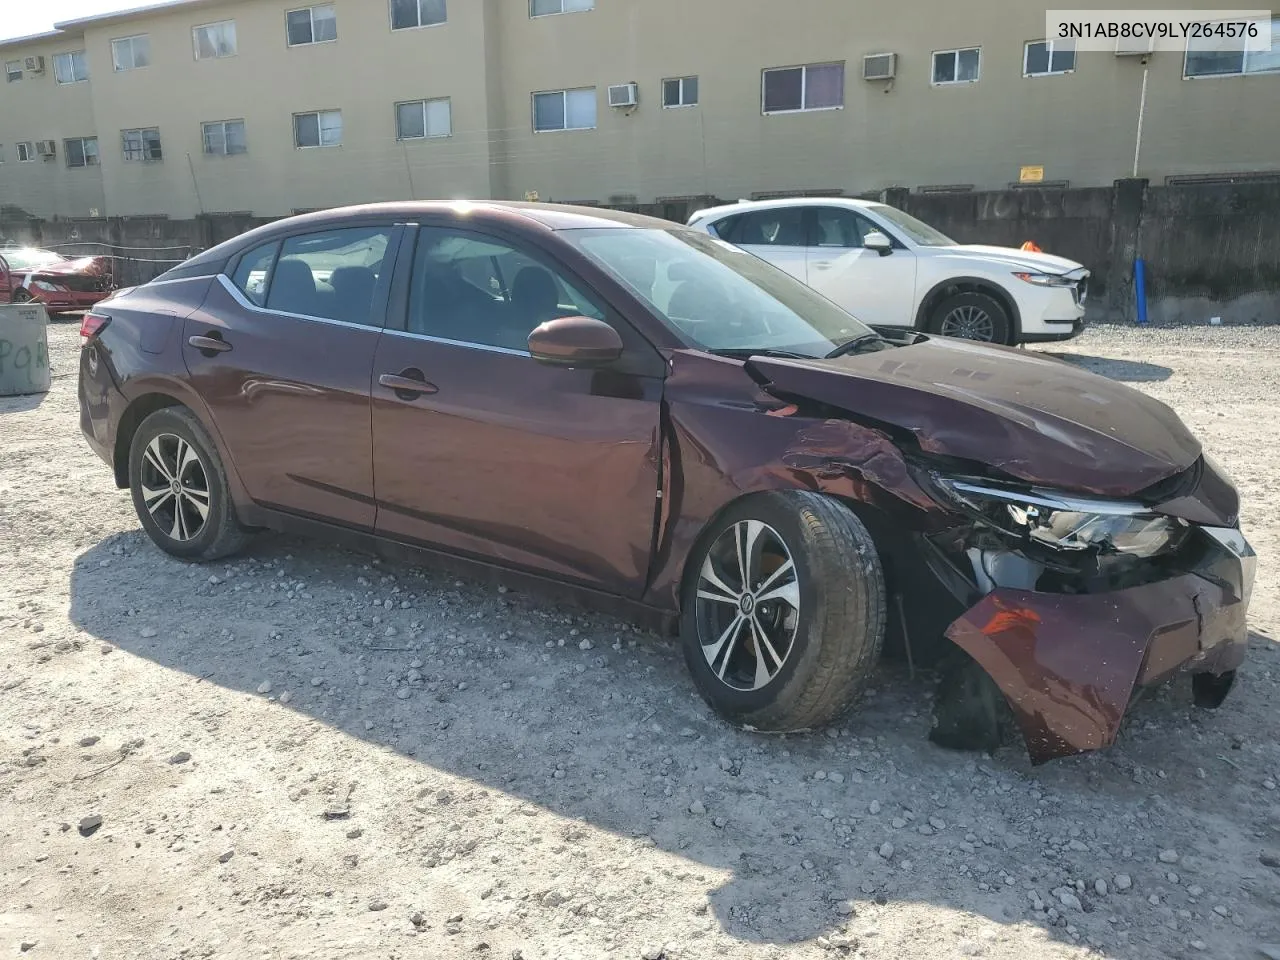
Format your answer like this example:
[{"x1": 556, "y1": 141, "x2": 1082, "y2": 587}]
[
  {"x1": 812, "y1": 208, "x2": 878, "y2": 249},
  {"x1": 733, "y1": 207, "x2": 806, "y2": 247},
  {"x1": 407, "y1": 228, "x2": 604, "y2": 352}
]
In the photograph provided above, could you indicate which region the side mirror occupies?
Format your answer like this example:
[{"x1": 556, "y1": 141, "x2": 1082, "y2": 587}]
[
  {"x1": 863, "y1": 231, "x2": 893, "y2": 256},
  {"x1": 528, "y1": 316, "x2": 623, "y2": 367}
]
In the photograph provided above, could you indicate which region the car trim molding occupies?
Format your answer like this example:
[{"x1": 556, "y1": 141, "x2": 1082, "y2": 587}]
[
  {"x1": 380, "y1": 326, "x2": 533, "y2": 358},
  {"x1": 215, "y1": 273, "x2": 382, "y2": 331}
]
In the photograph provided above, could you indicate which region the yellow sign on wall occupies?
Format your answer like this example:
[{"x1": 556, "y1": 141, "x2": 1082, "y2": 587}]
[{"x1": 1019, "y1": 165, "x2": 1046, "y2": 184}]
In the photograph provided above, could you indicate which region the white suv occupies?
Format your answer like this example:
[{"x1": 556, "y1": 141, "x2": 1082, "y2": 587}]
[{"x1": 686, "y1": 198, "x2": 1090, "y2": 345}]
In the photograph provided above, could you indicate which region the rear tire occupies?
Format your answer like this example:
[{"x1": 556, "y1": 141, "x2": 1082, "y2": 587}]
[
  {"x1": 680, "y1": 492, "x2": 886, "y2": 732},
  {"x1": 128, "y1": 407, "x2": 252, "y2": 562},
  {"x1": 928, "y1": 291, "x2": 1013, "y2": 345}
]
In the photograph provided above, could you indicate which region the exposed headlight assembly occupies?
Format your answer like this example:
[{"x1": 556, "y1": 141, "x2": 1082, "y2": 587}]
[{"x1": 935, "y1": 477, "x2": 1189, "y2": 559}]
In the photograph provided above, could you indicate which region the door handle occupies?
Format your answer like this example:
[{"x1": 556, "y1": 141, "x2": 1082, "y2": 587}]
[
  {"x1": 812, "y1": 261, "x2": 835, "y2": 270},
  {"x1": 379, "y1": 369, "x2": 438, "y2": 400},
  {"x1": 189, "y1": 334, "x2": 232, "y2": 354}
]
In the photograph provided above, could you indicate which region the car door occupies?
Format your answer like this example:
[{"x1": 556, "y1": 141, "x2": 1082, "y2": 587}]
[
  {"x1": 0, "y1": 255, "x2": 11, "y2": 302},
  {"x1": 369, "y1": 223, "x2": 666, "y2": 597},
  {"x1": 805, "y1": 207, "x2": 917, "y2": 328},
  {"x1": 718, "y1": 206, "x2": 809, "y2": 283},
  {"x1": 182, "y1": 222, "x2": 401, "y2": 529}
]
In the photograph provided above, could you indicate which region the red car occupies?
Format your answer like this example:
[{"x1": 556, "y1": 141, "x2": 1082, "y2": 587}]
[{"x1": 0, "y1": 245, "x2": 114, "y2": 315}]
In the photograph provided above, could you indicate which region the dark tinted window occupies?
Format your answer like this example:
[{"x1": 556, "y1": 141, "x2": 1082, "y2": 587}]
[
  {"x1": 728, "y1": 207, "x2": 806, "y2": 247},
  {"x1": 811, "y1": 207, "x2": 879, "y2": 248},
  {"x1": 264, "y1": 227, "x2": 390, "y2": 325},
  {"x1": 408, "y1": 228, "x2": 603, "y2": 352},
  {"x1": 231, "y1": 241, "x2": 278, "y2": 305}
]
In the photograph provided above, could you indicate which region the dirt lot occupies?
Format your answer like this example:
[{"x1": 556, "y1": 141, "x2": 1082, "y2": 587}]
[{"x1": 2, "y1": 321, "x2": 1278, "y2": 960}]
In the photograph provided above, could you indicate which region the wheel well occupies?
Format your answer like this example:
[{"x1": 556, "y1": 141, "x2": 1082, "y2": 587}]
[
  {"x1": 915, "y1": 279, "x2": 1022, "y2": 339},
  {"x1": 112, "y1": 393, "x2": 186, "y2": 488}
]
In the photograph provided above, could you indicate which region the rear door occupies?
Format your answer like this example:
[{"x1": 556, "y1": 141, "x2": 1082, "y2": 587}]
[
  {"x1": 182, "y1": 222, "x2": 401, "y2": 528},
  {"x1": 369, "y1": 223, "x2": 666, "y2": 596},
  {"x1": 805, "y1": 206, "x2": 917, "y2": 327},
  {"x1": 717, "y1": 206, "x2": 809, "y2": 283}
]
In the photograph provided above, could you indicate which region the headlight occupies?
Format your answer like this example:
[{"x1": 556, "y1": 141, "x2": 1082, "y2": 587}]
[
  {"x1": 1013, "y1": 272, "x2": 1076, "y2": 287},
  {"x1": 32, "y1": 279, "x2": 68, "y2": 292},
  {"x1": 935, "y1": 477, "x2": 1189, "y2": 559}
]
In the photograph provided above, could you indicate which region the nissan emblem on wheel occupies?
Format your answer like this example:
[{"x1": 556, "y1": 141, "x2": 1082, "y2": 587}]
[{"x1": 78, "y1": 200, "x2": 1254, "y2": 764}]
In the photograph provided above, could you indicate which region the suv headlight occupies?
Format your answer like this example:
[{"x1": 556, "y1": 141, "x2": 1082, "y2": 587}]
[
  {"x1": 1013, "y1": 272, "x2": 1076, "y2": 287},
  {"x1": 934, "y1": 477, "x2": 1189, "y2": 559}
]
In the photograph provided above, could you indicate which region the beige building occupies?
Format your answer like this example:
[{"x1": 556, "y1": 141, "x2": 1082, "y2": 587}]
[{"x1": 1, "y1": 0, "x2": 1277, "y2": 220}]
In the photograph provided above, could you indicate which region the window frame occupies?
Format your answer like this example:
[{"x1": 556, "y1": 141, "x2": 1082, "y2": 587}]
[
  {"x1": 761, "y1": 62, "x2": 846, "y2": 115},
  {"x1": 293, "y1": 109, "x2": 343, "y2": 148},
  {"x1": 53, "y1": 50, "x2": 90, "y2": 84},
  {"x1": 389, "y1": 0, "x2": 448, "y2": 32},
  {"x1": 111, "y1": 34, "x2": 151, "y2": 72},
  {"x1": 192, "y1": 20, "x2": 238, "y2": 60},
  {"x1": 121, "y1": 127, "x2": 163, "y2": 162},
  {"x1": 16, "y1": 141, "x2": 35, "y2": 163},
  {"x1": 201, "y1": 119, "x2": 248, "y2": 156},
  {"x1": 531, "y1": 87, "x2": 598, "y2": 133},
  {"x1": 395, "y1": 97, "x2": 453, "y2": 141},
  {"x1": 64, "y1": 136, "x2": 99, "y2": 168},
  {"x1": 286, "y1": 3, "x2": 338, "y2": 46},
  {"x1": 1023, "y1": 38, "x2": 1076, "y2": 77},
  {"x1": 931, "y1": 46, "x2": 982, "y2": 85},
  {"x1": 662, "y1": 75, "x2": 699, "y2": 109},
  {"x1": 1183, "y1": 17, "x2": 1280, "y2": 78},
  {"x1": 529, "y1": 0, "x2": 594, "y2": 18},
  {"x1": 5, "y1": 60, "x2": 22, "y2": 82}
]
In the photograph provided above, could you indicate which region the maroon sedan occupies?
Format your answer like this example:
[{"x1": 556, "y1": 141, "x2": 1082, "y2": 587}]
[
  {"x1": 1, "y1": 245, "x2": 114, "y2": 315},
  {"x1": 76, "y1": 202, "x2": 1255, "y2": 763}
]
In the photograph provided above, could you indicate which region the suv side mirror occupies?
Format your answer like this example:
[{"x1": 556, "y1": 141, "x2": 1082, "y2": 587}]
[
  {"x1": 863, "y1": 231, "x2": 893, "y2": 256},
  {"x1": 528, "y1": 316, "x2": 623, "y2": 367}
]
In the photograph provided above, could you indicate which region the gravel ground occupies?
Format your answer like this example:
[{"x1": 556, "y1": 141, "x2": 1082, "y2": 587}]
[{"x1": 1, "y1": 321, "x2": 1278, "y2": 960}]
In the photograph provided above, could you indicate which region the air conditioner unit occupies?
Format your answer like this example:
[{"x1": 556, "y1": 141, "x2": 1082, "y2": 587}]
[
  {"x1": 35, "y1": 140, "x2": 57, "y2": 157},
  {"x1": 863, "y1": 52, "x2": 897, "y2": 80},
  {"x1": 608, "y1": 83, "x2": 638, "y2": 108},
  {"x1": 24, "y1": 56, "x2": 45, "y2": 74},
  {"x1": 1115, "y1": 36, "x2": 1155, "y2": 56}
]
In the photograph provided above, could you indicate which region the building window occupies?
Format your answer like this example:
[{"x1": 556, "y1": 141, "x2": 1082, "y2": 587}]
[
  {"x1": 532, "y1": 88, "x2": 597, "y2": 132},
  {"x1": 16, "y1": 142, "x2": 34, "y2": 162},
  {"x1": 932, "y1": 47, "x2": 981, "y2": 84},
  {"x1": 762, "y1": 62, "x2": 845, "y2": 114},
  {"x1": 662, "y1": 76, "x2": 698, "y2": 108},
  {"x1": 294, "y1": 110, "x2": 343, "y2": 147},
  {"x1": 64, "y1": 137, "x2": 99, "y2": 167},
  {"x1": 193, "y1": 20, "x2": 237, "y2": 59},
  {"x1": 1185, "y1": 17, "x2": 1280, "y2": 76},
  {"x1": 202, "y1": 119, "x2": 247, "y2": 155},
  {"x1": 5, "y1": 61, "x2": 21, "y2": 82},
  {"x1": 1024, "y1": 39, "x2": 1075, "y2": 76},
  {"x1": 112, "y1": 35, "x2": 151, "y2": 71},
  {"x1": 121, "y1": 127, "x2": 162, "y2": 161},
  {"x1": 53, "y1": 50, "x2": 90, "y2": 83},
  {"x1": 287, "y1": 4, "x2": 338, "y2": 45},
  {"x1": 390, "y1": 0, "x2": 447, "y2": 30},
  {"x1": 530, "y1": 0, "x2": 593, "y2": 16},
  {"x1": 396, "y1": 98, "x2": 452, "y2": 140}
]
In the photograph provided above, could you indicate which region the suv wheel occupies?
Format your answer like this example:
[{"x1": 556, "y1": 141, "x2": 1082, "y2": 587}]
[
  {"x1": 930, "y1": 291, "x2": 1012, "y2": 345},
  {"x1": 680, "y1": 492, "x2": 886, "y2": 732}
]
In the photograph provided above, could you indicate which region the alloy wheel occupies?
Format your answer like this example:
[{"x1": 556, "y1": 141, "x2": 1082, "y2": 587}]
[
  {"x1": 139, "y1": 433, "x2": 211, "y2": 542},
  {"x1": 694, "y1": 520, "x2": 801, "y2": 691},
  {"x1": 939, "y1": 305, "x2": 995, "y2": 342}
]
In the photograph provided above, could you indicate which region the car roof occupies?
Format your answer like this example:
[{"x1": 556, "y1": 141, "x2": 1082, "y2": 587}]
[{"x1": 690, "y1": 197, "x2": 884, "y2": 222}]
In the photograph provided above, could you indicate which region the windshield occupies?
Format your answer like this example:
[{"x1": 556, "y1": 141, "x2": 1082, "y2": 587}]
[
  {"x1": 868, "y1": 205, "x2": 956, "y2": 247},
  {"x1": 560, "y1": 228, "x2": 873, "y2": 358},
  {"x1": 1, "y1": 248, "x2": 66, "y2": 270}
]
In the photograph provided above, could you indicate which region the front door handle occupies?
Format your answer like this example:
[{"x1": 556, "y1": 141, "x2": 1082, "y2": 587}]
[
  {"x1": 189, "y1": 334, "x2": 232, "y2": 354},
  {"x1": 379, "y1": 369, "x2": 438, "y2": 401}
]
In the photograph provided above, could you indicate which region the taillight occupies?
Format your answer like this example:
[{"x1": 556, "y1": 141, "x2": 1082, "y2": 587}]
[{"x1": 80, "y1": 312, "x2": 111, "y2": 342}]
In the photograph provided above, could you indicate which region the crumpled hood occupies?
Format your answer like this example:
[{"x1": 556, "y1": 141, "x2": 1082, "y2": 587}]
[
  {"x1": 943, "y1": 245, "x2": 1084, "y2": 275},
  {"x1": 746, "y1": 337, "x2": 1200, "y2": 497},
  {"x1": 31, "y1": 256, "x2": 109, "y2": 278}
]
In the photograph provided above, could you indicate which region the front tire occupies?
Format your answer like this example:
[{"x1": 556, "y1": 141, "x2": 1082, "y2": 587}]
[
  {"x1": 128, "y1": 406, "x2": 252, "y2": 561},
  {"x1": 929, "y1": 291, "x2": 1012, "y2": 345},
  {"x1": 680, "y1": 492, "x2": 886, "y2": 732}
]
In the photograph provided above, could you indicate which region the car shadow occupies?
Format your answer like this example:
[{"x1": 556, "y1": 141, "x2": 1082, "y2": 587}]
[
  {"x1": 66, "y1": 530, "x2": 1269, "y2": 954},
  {"x1": 0, "y1": 391, "x2": 48, "y2": 412},
  {"x1": 1039, "y1": 352, "x2": 1174, "y2": 383}
]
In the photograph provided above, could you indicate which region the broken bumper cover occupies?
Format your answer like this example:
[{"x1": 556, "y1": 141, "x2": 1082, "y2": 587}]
[{"x1": 945, "y1": 527, "x2": 1255, "y2": 764}]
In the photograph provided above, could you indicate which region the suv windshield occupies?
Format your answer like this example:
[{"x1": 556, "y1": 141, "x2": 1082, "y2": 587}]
[
  {"x1": 561, "y1": 228, "x2": 873, "y2": 358},
  {"x1": 1, "y1": 248, "x2": 66, "y2": 270},
  {"x1": 868, "y1": 205, "x2": 956, "y2": 247}
]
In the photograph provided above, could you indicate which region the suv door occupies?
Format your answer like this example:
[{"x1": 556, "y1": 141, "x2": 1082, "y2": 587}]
[
  {"x1": 182, "y1": 222, "x2": 401, "y2": 528},
  {"x1": 370, "y1": 224, "x2": 665, "y2": 596},
  {"x1": 805, "y1": 207, "x2": 917, "y2": 327},
  {"x1": 717, "y1": 207, "x2": 809, "y2": 283}
]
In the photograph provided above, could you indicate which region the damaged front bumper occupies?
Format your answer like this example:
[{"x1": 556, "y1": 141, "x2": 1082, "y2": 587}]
[{"x1": 943, "y1": 526, "x2": 1255, "y2": 764}]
